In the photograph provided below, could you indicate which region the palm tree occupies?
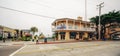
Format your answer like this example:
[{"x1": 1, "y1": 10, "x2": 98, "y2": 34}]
[{"x1": 30, "y1": 27, "x2": 38, "y2": 41}]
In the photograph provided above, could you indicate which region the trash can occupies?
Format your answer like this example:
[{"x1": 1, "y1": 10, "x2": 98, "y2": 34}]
[{"x1": 44, "y1": 38, "x2": 47, "y2": 43}]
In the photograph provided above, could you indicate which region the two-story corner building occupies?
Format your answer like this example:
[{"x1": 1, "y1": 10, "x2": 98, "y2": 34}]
[{"x1": 52, "y1": 17, "x2": 96, "y2": 40}]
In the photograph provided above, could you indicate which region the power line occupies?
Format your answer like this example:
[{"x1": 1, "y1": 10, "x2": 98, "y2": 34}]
[
  {"x1": 24, "y1": 0, "x2": 70, "y2": 13},
  {"x1": 0, "y1": 5, "x2": 56, "y2": 19}
]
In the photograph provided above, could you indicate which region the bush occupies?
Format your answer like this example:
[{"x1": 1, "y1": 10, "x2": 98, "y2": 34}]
[
  {"x1": 18, "y1": 37, "x2": 22, "y2": 41},
  {"x1": 22, "y1": 36, "x2": 31, "y2": 41},
  {"x1": 0, "y1": 35, "x2": 2, "y2": 40},
  {"x1": 0, "y1": 37, "x2": 2, "y2": 40}
]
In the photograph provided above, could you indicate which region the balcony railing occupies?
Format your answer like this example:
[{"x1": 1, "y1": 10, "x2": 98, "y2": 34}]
[{"x1": 52, "y1": 26, "x2": 95, "y2": 32}]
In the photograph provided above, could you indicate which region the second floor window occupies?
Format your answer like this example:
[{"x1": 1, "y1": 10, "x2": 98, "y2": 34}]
[
  {"x1": 68, "y1": 24, "x2": 72, "y2": 29},
  {"x1": 57, "y1": 23, "x2": 66, "y2": 29},
  {"x1": 75, "y1": 25, "x2": 78, "y2": 29}
]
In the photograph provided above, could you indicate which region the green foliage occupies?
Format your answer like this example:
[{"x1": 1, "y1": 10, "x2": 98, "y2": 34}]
[
  {"x1": 34, "y1": 35, "x2": 38, "y2": 39},
  {"x1": 90, "y1": 10, "x2": 120, "y2": 25},
  {"x1": 90, "y1": 10, "x2": 120, "y2": 39},
  {"x1": 30, "y1": 27, "x2": 38, "y2": 35},
  {"x1": 0, "y1": 34, "x2": 2, "y2": 40},
  {"x1": 21, "y1": 36, "x2": 31, "y2": 41},
  {"x1": 52, "y1": 33, "x2": 57, "y2": 38},
  {"x1": 39, "y1": 33, "x2": 45, "y2": 38}
]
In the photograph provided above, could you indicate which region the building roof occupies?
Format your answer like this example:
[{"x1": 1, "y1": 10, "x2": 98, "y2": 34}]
[
  {"x1": 52, "y1": 18, "x2": 93, "y2": 25},
  {"x1": 0, "y1": 25, "x2": 15, "y2": 30}
]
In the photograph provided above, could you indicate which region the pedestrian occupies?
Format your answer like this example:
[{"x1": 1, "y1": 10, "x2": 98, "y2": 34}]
[
  {"x1": 3, "y1": 31, "x2": 7, "y2": 43},
  {"x1": 79, "y1": 32, "x2": 84, "y2": 40},
  {"x1": 93, "y1": 32, "x2": 97, "y2": 40},
  {"x1": 2, "y1": 31, "x2": 5, "y2": 43},
  {"x1": 89, "y1": 32, "x2": 93, "y2": 40},
  {"x1": 36, "y1": 35, "x2": 39, "y2": 44}
]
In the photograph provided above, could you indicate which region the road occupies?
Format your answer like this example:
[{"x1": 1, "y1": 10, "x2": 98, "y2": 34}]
[
  {"x1": 13, "y1": 41, "x2": 120, "y2": 56},
  {"x1": 0, "y1": 45, "x2": 23, "y2": 56}
]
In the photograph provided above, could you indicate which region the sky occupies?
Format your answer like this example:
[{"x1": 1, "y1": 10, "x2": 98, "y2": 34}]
[{"x1": 0, "y1": 0, "x2": 120, "y2": 36}]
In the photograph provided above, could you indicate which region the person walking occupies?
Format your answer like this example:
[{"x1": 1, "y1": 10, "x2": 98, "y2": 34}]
[
  {"x1": 3, "y1": 31, "x2": 8, "y2": 43},
  {"x1": 36, "y1": 35, "x2": 39, "y2": 44},
  {"x1": 2, "y1": 31, "x2": 5, "y2": 43}
]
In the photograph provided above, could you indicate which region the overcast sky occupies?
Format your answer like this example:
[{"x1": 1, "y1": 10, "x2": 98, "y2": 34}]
[{"x1": 0, "y1": 0, "x2": 120, "y2": 36}]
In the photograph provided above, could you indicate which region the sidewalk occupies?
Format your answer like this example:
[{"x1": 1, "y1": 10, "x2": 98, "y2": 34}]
[
  {"x1": 0, "y1": 39, "x2": 13, "y2": 46},
  {"x1": 0, "y1": 39, "x2": 111, "y2": 46},
  {"x1": 36, "y1": 39, "x2": 115, "y2": 44},
  {"x1": 0, "y1": 40, "x2": 36, "y2": 46}
]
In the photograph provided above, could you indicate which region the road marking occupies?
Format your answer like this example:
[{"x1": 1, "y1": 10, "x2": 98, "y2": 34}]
[{"x1": 9, "y1": 45, "x2": 26, "y2": 56}]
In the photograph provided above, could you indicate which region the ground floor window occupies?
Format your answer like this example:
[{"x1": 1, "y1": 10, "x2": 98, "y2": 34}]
[
  {"x1": 79, "y1": 32, "x2": 84, "y2": 39},
  {"x1": 59, "y1": 32, "x2": 65, "y2": 40},
  {"x1": 70, "y1": 32, "x2": 77, "y2": 39}
]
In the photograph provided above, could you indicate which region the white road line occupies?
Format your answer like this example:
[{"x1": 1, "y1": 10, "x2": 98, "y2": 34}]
[{"x1": 9, "y1": 45, "x2": 27, "y2": 56}]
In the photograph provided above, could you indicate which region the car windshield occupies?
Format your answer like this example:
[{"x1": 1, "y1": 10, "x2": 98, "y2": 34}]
[{"x1": 114, "y1": 34, "x2": 120, "y2": 37}]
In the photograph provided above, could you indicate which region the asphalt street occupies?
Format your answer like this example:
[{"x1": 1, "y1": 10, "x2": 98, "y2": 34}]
[
  {"x1": 13, "y1": 41, "x2": 120, "y2": 56},
  {"x1": 0, "y1": 45, "x2": 22, "y2": 56}
]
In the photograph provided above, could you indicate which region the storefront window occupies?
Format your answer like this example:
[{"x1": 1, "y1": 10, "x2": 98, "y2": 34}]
[{"x1": 70, "y1": 32, "x2": 76, "y2": 39}]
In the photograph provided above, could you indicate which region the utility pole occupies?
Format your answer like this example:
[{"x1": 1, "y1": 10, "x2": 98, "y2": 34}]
[{"x1": 97, "y1": 2, "x2": 104, "y2": 40}]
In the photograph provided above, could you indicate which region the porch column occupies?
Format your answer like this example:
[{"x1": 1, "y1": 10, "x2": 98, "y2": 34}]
[
  {"x1": 66, "y1": 19, "x2": 68, "y2": 29},
  {"x1": 76, "y1": 32, "x2": 79, "y2": 39},
  {"x1": 79, "y1": 21, "x2": 81, "y2": 30},
  {"x1": 56, "y1": 21, "x2": 57, "y2": 29},
  {"x1": 84, "y1": 32, "x2": 88, "y2": 38},
  {"x1": 58, "y1": 32, "x2": 61, "y2": 40},
  {"x1": 65, "y1": 31, "x2": 70, "y2": 40},
  {"x1": 73, "y1": 20, "x2": 75, "y2": 29}
]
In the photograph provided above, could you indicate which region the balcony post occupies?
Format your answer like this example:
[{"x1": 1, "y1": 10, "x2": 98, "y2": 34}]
[
  {"x1": 66, "y1": 19, "x2": 68, "y2": 29},
  {"x1": 76, "y1": 32, "x2": 79, "y2": 40},
  {"x1": 79, "y1": 21, "x2": 81, "y2": 30},
  {"x1": 73, "y1": 20, "x2": 75, "y2": 29},
  {"x1": 58, "y1": 32, "x2": 61, "y2": 40},
  {"x1": 65, "y1": 31, "x2": 70, "y2": 40},
  {"x1": 56, "y1": 21, "x2": 57, "y2": 29}
]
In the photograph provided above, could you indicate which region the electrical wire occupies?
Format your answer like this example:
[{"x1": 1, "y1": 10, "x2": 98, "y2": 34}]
[
  {"x1": 24, "y1": 0, "x2": 74, "y2": 13},
  {"x1": 0, "y1": 5, "x2": 56, "y2": 19}
]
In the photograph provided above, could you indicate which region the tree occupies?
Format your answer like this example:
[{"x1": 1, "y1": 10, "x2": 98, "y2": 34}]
[
  {"x1": 90, "y1": 10, "x2": 120, "y2": 40},
  {"x1": 39, "y1": 33, "x2": 45, "y2": 38},
  {"x1": 90, "y1": 16, "x2": 99, "y2": 39},
  {"x1": 30, "y1": 27, "x2": 38, "y2": 41},
  {"x1": 52, "y1": 32, "x2": 58, "y2": 40}
]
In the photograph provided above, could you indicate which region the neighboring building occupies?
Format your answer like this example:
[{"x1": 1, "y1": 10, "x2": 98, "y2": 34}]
[
  {"x1": 105, "y1": 22, "x2": 120, "y2": 38},
  {"x1": 0, "y1": 25, "x2": 16, "y2": 39},
  {"x1": 52, "y1": 17, "x2": 95, "y2": 40},
  {"x1": 20, "y1": 29, "x2": 31, "y2": 37}
]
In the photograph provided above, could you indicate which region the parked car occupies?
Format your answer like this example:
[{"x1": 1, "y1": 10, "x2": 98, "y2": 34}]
[{"x1": 111, "y1": 34, "x2": 120, "y2": 40}]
